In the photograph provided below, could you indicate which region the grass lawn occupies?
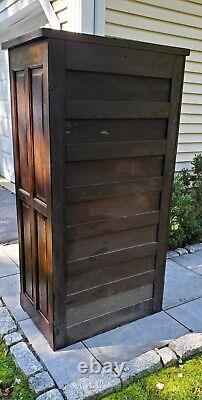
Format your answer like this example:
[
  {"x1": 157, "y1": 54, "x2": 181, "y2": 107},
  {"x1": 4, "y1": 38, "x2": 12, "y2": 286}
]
[
  {"x1": 0, "y1": 338, "x2": 35, "y2": 399},
  {"x1": 104, "y1": 353, "x2": 202, "y2": 400}
]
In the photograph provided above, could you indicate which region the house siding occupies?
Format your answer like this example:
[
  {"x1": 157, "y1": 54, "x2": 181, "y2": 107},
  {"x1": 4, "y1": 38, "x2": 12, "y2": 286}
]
[
  {"x1": 51, "y1": 0, "x2": 69, "y2": 29},
  {"x1": 105, "y1": 0, "x2": 202, "y2": 171},
  {"x1": 0, "y1": 0, "x2": 48, "y2": 181},
  {"x1": 0, "y1": 0, "x2": 69, "y2": 182},
  {"x1": 0, "y1": 49, "x2": 13, "y2": 181}
]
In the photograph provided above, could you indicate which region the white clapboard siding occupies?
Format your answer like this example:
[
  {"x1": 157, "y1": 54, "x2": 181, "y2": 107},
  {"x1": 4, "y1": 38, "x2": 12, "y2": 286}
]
[
  {"x1": 105, "y1": 0, "x2": 202, "y2": 170},
  {"x1": 0, "y1": 48, "x2": 14, "y2": 181},
  {"x1": 50, "y1": 0, "x2": 69, "y2": 29},
  {"x1": 0, "y1": 0, "x2": 47, "y2": 182}
]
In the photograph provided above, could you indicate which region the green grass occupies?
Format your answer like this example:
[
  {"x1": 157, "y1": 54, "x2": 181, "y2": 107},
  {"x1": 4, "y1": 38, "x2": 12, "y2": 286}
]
[
  {"x1": 104, "y1": 353, "x2": 202, "y2": 400},
  {"x1": 0, "y1": 338, "x2": 35, "y2": 399}
]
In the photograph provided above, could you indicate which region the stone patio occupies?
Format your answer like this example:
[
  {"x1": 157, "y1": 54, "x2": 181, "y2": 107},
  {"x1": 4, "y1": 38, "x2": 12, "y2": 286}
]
[
  {"x1": 0, "y1": 186, "x2": 18, "y2": 243},
  {"x1": 0, "y1": 241, "x2": 202, "y2": 390},
  {"x1": 0, "y1": 184, "x2": 202, "y2": 398}
]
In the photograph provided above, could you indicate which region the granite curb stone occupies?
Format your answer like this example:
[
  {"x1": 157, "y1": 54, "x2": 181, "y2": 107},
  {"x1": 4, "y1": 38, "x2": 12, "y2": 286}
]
[
  {"x1": 10, "y1": 342, "x2": 43, "y2": 377},
  {"x1": 29, "y1": 371, "x2": 55, "y2": 395},
  {"x1": 168, "y1": 333, "x2": 202, "y2": 360},
  {"x1": 167, "y1": 242, "x2": 202, "y2": 258},
  {"x1": 191, "y1": 243, "x2": 202, "y2": 253},
  {"x1": 36, "y1": 389, "x2": 64, "y2": 399},
  {"x1": 175, "y1": 248, "x2": 189, "y2": 256},
  {"x1": 1, "y1": 274, "x2": 202, "y2": 400},
  {"x1": 185, "y1": 245, "x2": 195, "y2": 254},
  {"x1": 156, "y1": 347, "x2": 178, "y2": 367},
  {"x1": 63, "y1": 372, "x2": 121, "y2": 400},
  {"x1": 0, "y1": 306, "x2": 17, "y2": 335},
  {"x1": 119, "y1": 350, "x2": 162, "y2": 385},
  {"x1": 166, "y1": 251, "x2": 179, "y2": 259},
  {"x1": 4, "y1": 331, "x2": 23, "y2": 346}
]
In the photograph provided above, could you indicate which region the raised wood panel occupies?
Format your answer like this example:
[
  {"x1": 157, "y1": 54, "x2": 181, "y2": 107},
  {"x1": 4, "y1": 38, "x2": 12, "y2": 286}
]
[
  {"x1": 67, "y1": 140, "x2": 166, "y2": 161},
  {"x1": 9, "y1": 40, "x2": 52, "y2": 345},
  {"x1": 31, "y1": 67, "x2": 47, "y2": 203},
  {"x1": 68, "y1": 225, "x2": 158, "y2": 261},
  {"x1": 66, "y1": 284, "x2": 154, "y2": 325},
  {"x1": 67, "y1": 177, "x2": 162, "y2": 203},
  {"x1": 67, "y1": 211, "x2": 160, "y2": 241},
  {"x1": 66, "y1": 156, "x2": 164, "y2": 186},
  {"x1": 66, "y1": 271, "x2": 155, "y2": 307},
  {"x1": 66, "y1": 298, "x2": 154, "y2": 343},
  {"x1": 67, "y1": 254, "x2": 155, "y2": 292},
  {"x1": 66, "y1": 41, "x2": 175, "y2": 78},
  {"x1": 10, "y1": 42, "x2": 44, "y2": 70},
  {"x1": 68, "y1": 71, "x2": 171, "y2": 102},
  {"x1": 36, "y1": 212, "x2": 49, "y2": 319},
  {"x1": 67, "y1": 242, "x2": 157, "y2": 276},
  {"x1": 67, "y1": 192, "x2": 161, "y2": 225},
  {"x1": 66, "y1": 119, "x2": 168, "y2": 143},
  {"x1": 66, "y1": 101, "x2": 170, "y2": 120},
  {"x1": 15, "y1": 71, "x2": 29, "y2": 192},
  {"x1": 21, "y1": 201, "x2": 33, "y2": 301}
]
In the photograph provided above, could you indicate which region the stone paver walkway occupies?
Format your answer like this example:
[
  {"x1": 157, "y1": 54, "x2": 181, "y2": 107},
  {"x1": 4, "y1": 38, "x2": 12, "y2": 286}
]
[
  {"x1": 0, "y1": 186, "x2": 17, "y2": 243},
  {"x1": 0, "y1": 241, "x2": 202, "y2": 391},
  {"x1": 0, "y1": 184, "x2": 202, "y2": 396}
]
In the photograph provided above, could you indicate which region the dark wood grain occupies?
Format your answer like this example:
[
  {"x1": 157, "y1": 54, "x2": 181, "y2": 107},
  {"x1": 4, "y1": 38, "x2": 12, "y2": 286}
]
[
  {"x1": 7, "y1": 29, "x2": 187, "y2": 349},
  {"x1": 66, "y1": 41, "x2": 175, "y2": 78},
  {"x1": 66, "y1": 284, "x2": 153, "y2": 324},
  {"x1": 66, "y1": 119, "x2": 168, "y2": 143},
  {"x1": 67, "y1": 177, "x2": 162, "y2": 203},
  {"x1": 66, "y1": 242, "x2": 157, "y2": 276},
  {"x1": 66, "y1": 100, "x2": 169, "y2": 119},
  {"x1": 68, "y1": 71, "x2": 171, "y2": 101},
  {"x1": 9, "y1": 42, "x2": 54, "y2": 347},
  {"x1": 67, "y1": 255, "x2": 155, "y2": 291},
  {"x1": 66, "y1": 298, "x2": 154, "y2": 345},
  {"x1": 66, "y1": 211, "x2": 160, "y2": 240},
  {"x1": 66, "y1": 270, "x2": 155, "y2": 306},
  {"x1": 153, "y1": 56, "x2": 186, "y2": 313},
  {"x1": 67, "y1": 140, "x2": 166, "y2": 161},
  {"x1": 66, "y1": 157, "x2": 164, "y2": 186}
]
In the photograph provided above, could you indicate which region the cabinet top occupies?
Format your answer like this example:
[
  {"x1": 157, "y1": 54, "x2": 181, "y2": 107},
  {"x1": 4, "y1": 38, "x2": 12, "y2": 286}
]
[{"x1": 2, "y1": 27, "x2": 190, "y2": 56}]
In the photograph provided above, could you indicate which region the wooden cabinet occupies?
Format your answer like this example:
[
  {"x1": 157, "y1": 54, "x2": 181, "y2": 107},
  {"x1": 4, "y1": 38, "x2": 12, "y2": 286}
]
[{"x1": 3, "y1": 28, "x2": 189, "y2": 350}]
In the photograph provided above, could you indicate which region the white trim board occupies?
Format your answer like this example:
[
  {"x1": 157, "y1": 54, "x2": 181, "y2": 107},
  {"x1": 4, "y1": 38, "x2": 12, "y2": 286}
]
[
  {"x1": 67, "y1": 0, "x2": 106, "y2": 35},
  {"x1": 38, "y1": 0, "x2": 60, "y2": 29}
]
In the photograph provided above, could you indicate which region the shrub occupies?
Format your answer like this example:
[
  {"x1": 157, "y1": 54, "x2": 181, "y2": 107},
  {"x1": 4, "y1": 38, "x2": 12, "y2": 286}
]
[{"x1": 168, "y1": 154, "x2": 202, "y2": 250}]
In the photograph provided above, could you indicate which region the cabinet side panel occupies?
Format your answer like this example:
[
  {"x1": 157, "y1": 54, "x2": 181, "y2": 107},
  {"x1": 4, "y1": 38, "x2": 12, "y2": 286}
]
[
  {"x1": 64, "y1": 40, "x2": 186, "y2": 346},
  {"x1": 15, "y1": 71, "x2": 29, "y2": 191},
  {"x1": 9, "y1": 41, "x2": 54, "y2": 347},
  {"x1": 48, "y1": 38, "x2": 67, "y2": 350},
  {"x1": 153, "y1": 56, "x2": 186, "y2": 311}
]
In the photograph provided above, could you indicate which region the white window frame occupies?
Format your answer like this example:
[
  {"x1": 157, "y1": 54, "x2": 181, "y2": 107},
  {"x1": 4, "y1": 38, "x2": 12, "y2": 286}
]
[{"x1": 68, "y1": 0, "x2": 105, "y2": 35}]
